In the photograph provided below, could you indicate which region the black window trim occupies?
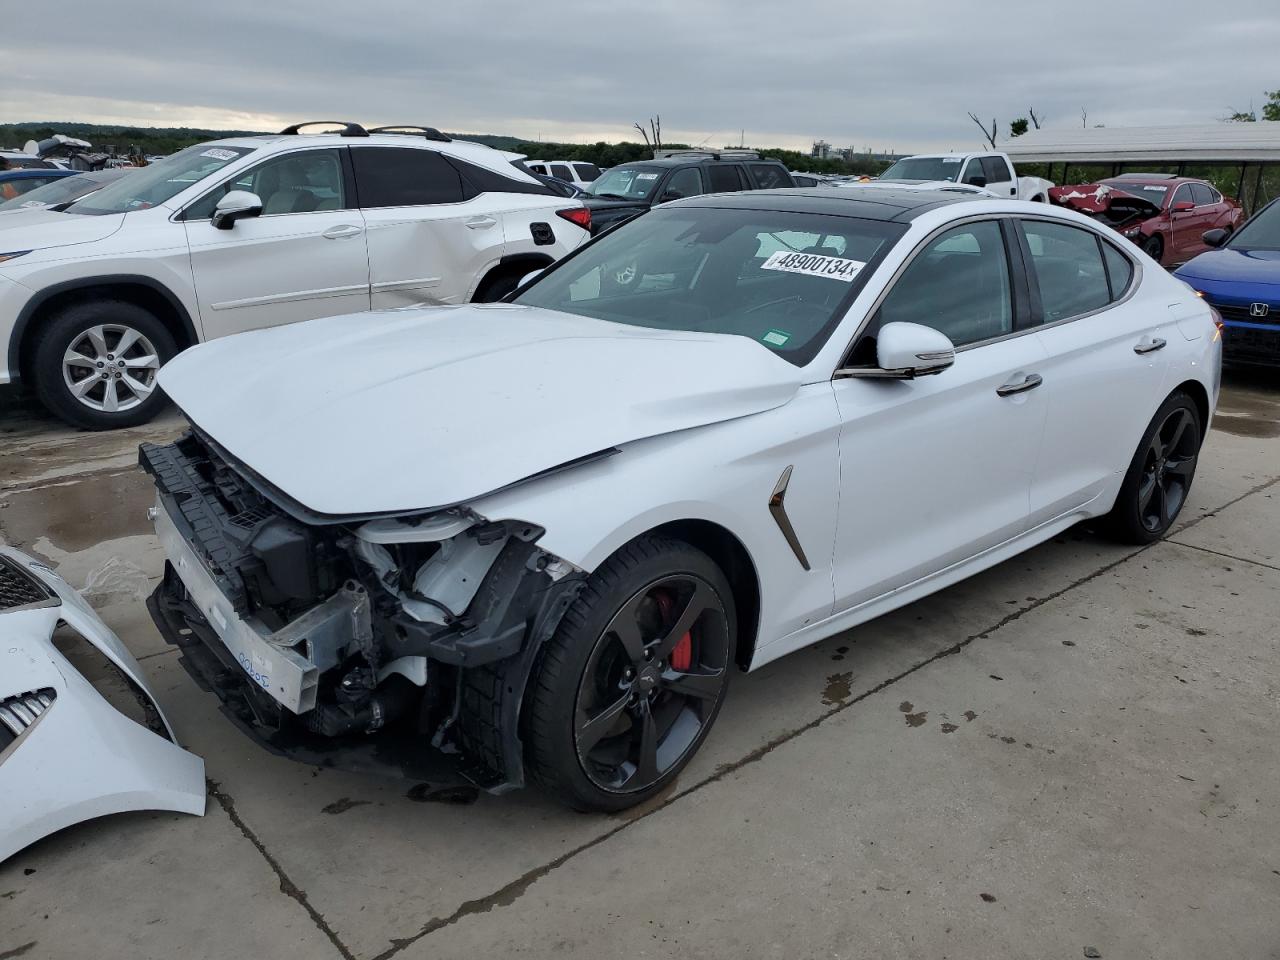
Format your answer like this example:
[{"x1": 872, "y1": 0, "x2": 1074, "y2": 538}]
[
  {"x1": 1013, "y1": 215, "x2": 1143, "y2": 332},
  {"x1": 835, "y1": 213, "x2": 1025, "y2": 372},
  {"x1": 349, "y1": 143, "x2": 470, "y2": 209}
]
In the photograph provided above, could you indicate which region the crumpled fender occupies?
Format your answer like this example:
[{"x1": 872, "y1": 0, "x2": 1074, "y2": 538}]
[{"x1": 0, "y1": 547, "x2": 204, "y2": 863}]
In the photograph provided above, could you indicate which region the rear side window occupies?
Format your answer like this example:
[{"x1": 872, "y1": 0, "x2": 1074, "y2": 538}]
[
  {"x1": 0, "y1": 176, "x2": 59, "y2": 200},
  {"x1": 352, "y1": 147, "x2": 465, "y2": 207},
  {"x1": 1190, "y1": 183, "x2": 1215, "y2": 206},
  {"x1": 707, "y1": 164, "x2": 744, "y2": 193},
  {"x1": 1101, "y1": 241, "x2": 1134, "y2": 300},
  {"x1": 1021, "y1": 220, "x2": 1111, "y2": 323},
  {"x1": 573, "y1": 162, "x2": 602, "y2": 182},
  {"x1": 526, "y1": 162, "x2": 547, "y2": 175},
  {"x1": 550, "y1": 163, "x2": 574, "y2": 181},
  {"x1": 748, "y1": 164, "x2": 790, "y2": 189}
]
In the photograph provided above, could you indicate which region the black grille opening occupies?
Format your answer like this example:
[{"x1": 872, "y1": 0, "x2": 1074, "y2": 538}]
[{"x1": 0, "y1": 556, "x2": 52, "y2": 610}]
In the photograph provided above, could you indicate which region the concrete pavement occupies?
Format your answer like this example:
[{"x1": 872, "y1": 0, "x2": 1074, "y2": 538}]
[{"x1": 1, "y1": 370, "x2": 1277, "y2": 960}]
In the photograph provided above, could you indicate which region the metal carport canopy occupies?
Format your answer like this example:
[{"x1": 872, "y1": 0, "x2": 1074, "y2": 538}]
[{"x1": 1003, "y1": 122, "x2": 1280, "y2": 163}]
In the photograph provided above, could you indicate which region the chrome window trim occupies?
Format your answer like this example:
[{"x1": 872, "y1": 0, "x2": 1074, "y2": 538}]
[
  {"x1": 831, "y1": 212, "x2": 1144, "y2": 377},
  {"x1": 171, "y1": 144, "x2": 353, "y2": 223}
]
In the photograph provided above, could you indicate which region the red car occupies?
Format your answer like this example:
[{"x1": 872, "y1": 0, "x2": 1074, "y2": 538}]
[{"x1": 1049, "y1": 174, "x2": 1243, "y2": 267}]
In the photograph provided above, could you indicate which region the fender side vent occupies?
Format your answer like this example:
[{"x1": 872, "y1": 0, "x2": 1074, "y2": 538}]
[
  {"x1": 0, "y1": 556, "x2": 51, "y2": 610},
  {"x1": 0, "y1": 688, "x2": 56, "y2": 748}
]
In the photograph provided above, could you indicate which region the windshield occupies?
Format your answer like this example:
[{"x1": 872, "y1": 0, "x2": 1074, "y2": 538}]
[
  {"x1": 586, "y1": 166, "x2": 663, "y2": 200},
  {"x1": 513, "y1": 206, "x2": 904, "y2": 366},
  {"x1": 879, "y1": 157, "x2": 964, "y2": 183},
  {"x1": 1228, "y1": 198, "x2": 1280, "y2": 250},
  {"x1": 0, "y1": 170, "x2": 128, "y2": 212},
  {"x1": 1101, "y1": 179, "x2": 1171, "y2": 208},
  {"x1": 71, "y1": 144, "x2": 254, "y2": 216}
]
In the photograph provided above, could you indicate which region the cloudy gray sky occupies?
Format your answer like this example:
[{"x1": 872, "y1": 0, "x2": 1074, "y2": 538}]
[{"x1": 4, "y1": 0, "x2": 1280, "y2": 152}]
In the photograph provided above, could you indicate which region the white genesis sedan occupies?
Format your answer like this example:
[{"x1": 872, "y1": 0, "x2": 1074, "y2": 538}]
[{"x1": 143, "y1": 189, "x2": 1219, "y2": 811}]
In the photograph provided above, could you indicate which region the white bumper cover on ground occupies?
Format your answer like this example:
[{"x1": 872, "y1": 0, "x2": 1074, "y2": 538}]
[{"x1": 0, "y1": 546, "x2": 204, "y2": 862}]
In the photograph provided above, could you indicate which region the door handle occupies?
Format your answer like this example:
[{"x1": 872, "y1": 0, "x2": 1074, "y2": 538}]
[
  {"x1": 1133, "y1": 337, "x2": 1167, "y2": 355},
  {"x1": 996, "y1": 373, "x2": 1043, "y2": 397},
  {"x1": 465, "y1": 216, "x2": 498, "y2": 230},
  {"x1": 322, "y1": 224, "x2": 363, "y2": 240}
]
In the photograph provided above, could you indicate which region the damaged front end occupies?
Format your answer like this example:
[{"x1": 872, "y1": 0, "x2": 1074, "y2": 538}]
[
  {"x1": 140, "y1": 432, "x2": 585, "y2": 792},
  {"x1": 1049, "y1": 182, "x2": 1162, "y2": 236},
  {"x1": 0, "y1": 547, "x2": 205, "y2": 862}
]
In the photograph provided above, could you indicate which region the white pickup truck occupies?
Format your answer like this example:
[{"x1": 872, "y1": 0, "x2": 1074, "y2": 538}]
[{"x1": 868, "y1": 151, "x2": 1053, "y2": 202}]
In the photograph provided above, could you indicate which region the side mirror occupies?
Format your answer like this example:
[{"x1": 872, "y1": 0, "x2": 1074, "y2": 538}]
[
  {"x1": 874, "y1": 322, "x2": 956, "y2": 377},
  {"x1": 1171, "y1": 200, "x2": 1194, "y2": 214},
  {"x1": 658, "y1": 191, "x2": 684, "y2": 204},
  {"x1": 965, "y1": 174, "x2": 987, "y2": 188},
  {"x1": 211, "y1": 190, "x2": 263, "y2": 230},
  {"x1": 516, "y1": 269, "x2": 544, "y2": 289},
  {"x1": 1202, "y1": 228, "x2": 1230, "y2": 248}
]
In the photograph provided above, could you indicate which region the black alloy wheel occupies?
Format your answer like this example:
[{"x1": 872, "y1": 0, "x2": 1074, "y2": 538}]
[
  {"x1": 573, "y1": 574, "x2": 729, "y2": 794},
  {"x1": 523, "y1": 535, "x2": 734, "y2": 811},
  {"x1": 1105, "y1": 391, "x2": 1202, "y2": 544},
  {"x1": 1136, "y1": 406, "x2": 1200, "y2": 534}
]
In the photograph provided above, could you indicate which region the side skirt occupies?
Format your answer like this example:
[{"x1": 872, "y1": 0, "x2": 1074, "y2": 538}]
[{"x1": 751, "y1": 497, "x2": 1104, "y2": 670}]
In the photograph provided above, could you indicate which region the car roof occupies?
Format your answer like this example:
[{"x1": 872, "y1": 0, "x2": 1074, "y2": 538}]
[{"x1": 673, "y1": 187, "x2": 968, "y2": 222}]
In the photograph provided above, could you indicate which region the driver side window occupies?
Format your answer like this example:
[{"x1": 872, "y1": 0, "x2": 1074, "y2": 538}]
[
  {"x1": 182, "y1": 148, "x2": 348, "y2": 221},
  {"x1": 873, "y1": 220, "x2": 1013, "y2": 348},
  {"x1": 662, "y1": 167, "x2": 704, "y2": 202}
]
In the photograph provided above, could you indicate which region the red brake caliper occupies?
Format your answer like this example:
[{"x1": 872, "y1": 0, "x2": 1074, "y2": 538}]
[{"x1": 655, "y1": 591, "x2": 693, "y2": 671}]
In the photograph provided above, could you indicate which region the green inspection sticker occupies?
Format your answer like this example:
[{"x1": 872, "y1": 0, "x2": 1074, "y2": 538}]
[{"x1": 762, "y1": 329, "x2": 790, "y2": 347}]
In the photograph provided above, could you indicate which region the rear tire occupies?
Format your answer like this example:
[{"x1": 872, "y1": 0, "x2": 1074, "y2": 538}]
[
  {"x1": 523, "y1": 535, "x2": 734, "y2": 812},
  {"x1": 472, "y1": 269, "x2": 524, "y2": 303},
  {"x1": 31, "y1": 300, "x2": 175, "y2": 430},
  {"x1": 1103, "y1": 391, "x2": 1202, "y2": 544}
]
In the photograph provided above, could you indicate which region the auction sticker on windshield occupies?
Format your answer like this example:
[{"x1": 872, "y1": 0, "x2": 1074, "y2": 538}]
[
  {"x1": 761, "y1": 251, "x2": 866, "y2": 282},
  {"x1": 201, "y1": 148, "x2": 240, "y2": 161}
]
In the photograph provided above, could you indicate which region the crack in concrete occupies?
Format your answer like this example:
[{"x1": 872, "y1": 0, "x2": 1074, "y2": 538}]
[
  {"x1": 0, "y1": 467, "x2": 138, "y2": 499},
  {"x1": 207, "y1": 779, "x2": 355, "y2": 960},
  {"x1": 1166, "y1": 538, "x2": 1280, "y2": 573},
  {"x1": 259, "y1": 472, "x2": 1280, "y2": 958}
]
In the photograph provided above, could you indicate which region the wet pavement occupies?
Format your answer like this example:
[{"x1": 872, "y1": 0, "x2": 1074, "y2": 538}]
[{"x1": 1, "y1": 371, "x2": 1278, "y2": 960}]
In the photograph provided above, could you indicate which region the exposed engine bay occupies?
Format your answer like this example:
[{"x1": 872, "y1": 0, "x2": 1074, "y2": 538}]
[
  {"x1": 141, "y1": 432, "x2": 585, "y2": 791},
  {"x1": 1048, "y1": 182, "x2": 1162, "y2": 230}
]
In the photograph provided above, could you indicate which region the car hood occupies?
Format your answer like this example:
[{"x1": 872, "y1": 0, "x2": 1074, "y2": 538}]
[
  {"x1": 1049, "y1": 183, "x2": 1162, "y2": 222},
  {"x1": 1176, "y1": 247, "x2": 1280, "y2": 285},
  {"x1": 0, "y1": 209, "x2": 125, "y2": 252},
  {"x1": 159, "y1": 304, "x2": 806, "y2": 518}
]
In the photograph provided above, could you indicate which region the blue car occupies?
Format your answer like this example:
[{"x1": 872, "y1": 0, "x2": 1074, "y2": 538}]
[
  {"x1": 0, "y1": 168, "x2": 78, "y2": 203},
  {"x1": 1175, "y1": 198, "x2": 1280, "y2": 366}
]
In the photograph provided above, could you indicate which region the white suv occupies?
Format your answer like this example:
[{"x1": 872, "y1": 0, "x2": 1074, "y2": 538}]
[
  {"x1": 524, "y1": 160, "x2": 603, "y2": 191},
  {"x1": 0, "y1": 122, "x2": 592, "y2": 429}
]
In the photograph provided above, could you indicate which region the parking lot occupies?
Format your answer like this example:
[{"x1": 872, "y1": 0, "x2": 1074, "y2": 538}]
[{"x1": 0, "y1": 369, "x2": 1275, "y2": 960}]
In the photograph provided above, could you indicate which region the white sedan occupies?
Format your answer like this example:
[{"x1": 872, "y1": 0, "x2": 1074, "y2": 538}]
[{"x1": 144, "y1": 188, "x2": 1219, "y2": 811}]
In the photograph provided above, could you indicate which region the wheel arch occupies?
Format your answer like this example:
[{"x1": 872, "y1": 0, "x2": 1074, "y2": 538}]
[
  {"x1": 11, "y1": 275, "x2": 198, "y2": 382},
  {"x1": 1173, "y1": 378, "x2": 1211, "y2": 440},
  {"x1": 643, "y1": 519, "x2": 762, "y2": 672},
  {"x1": 472, "y1": 253, "x2": 557, "y2": 301}
]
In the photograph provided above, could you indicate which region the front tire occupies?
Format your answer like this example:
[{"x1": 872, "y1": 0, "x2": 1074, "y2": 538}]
[
  {"x1": 1104, "y1": 391, "x2": 1202, "y2": 544},
  {"x1": 1142, "y1": 234, "x2": 1165, "y2": 265},
  {"x1": 523, "y1": 536, "x2": 734, "y2": 812},
  {"x1": 31, "y1": 300, "x2": 175, "y2": 430}
]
